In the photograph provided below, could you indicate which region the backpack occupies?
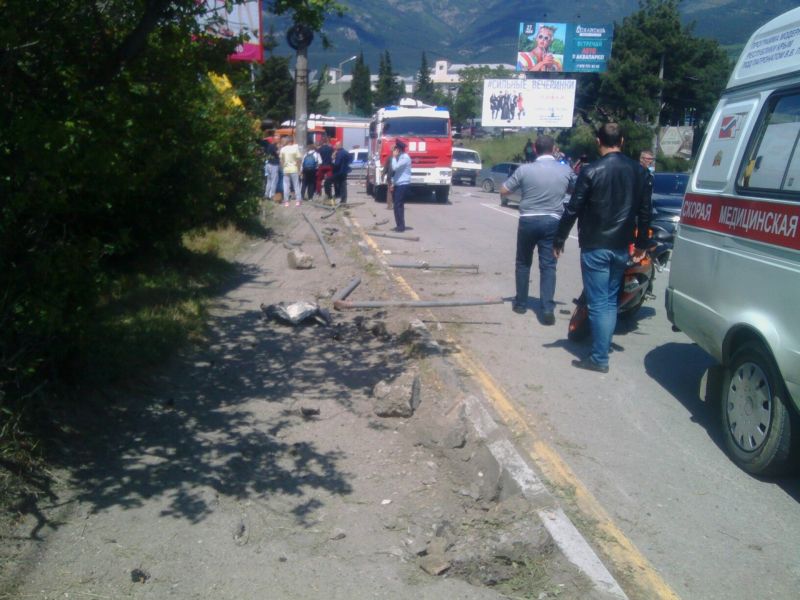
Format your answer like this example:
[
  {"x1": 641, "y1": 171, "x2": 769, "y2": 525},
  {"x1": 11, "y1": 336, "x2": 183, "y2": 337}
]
[{"x1": 302, "y1": 152, "x2": 318, "y2": 170}]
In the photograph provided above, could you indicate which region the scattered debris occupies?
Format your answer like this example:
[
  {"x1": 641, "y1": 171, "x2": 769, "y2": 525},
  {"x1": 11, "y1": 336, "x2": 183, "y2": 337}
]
[
  {"x1": 399, "y1": 319, "x2": 441, "y2": 356},
  {"x1": 367, "y1": 231, "x2": 420, "y2": 241},
  {"x1": 260, "y1": 302, "x2": 332, "y2": 327},
  {"x1": 389, "y1": 262, "x2": 479, "y2": 273},
  {"x1": 287, "y1": 248, "x2": 314, "y2": 269},
  {"x1": 130, "y1": 568, "x2": 150, "y2": 584},
  {"x1": 330, "y1": 528, "x2": 347, "y2": 541},
  {"x1": 332, "y1": 277, "x2": 361, "y2": 303},
  {"x1": 300, "y1": 406, "x2": 320, "y2": 418},
  {"x1": 233, "y1": 520, "x2": 248, "y2": 546},
  {"x1": 373, "y1": 368, "x2": 421, "y2": 418},
  {"x1": 303, "y1": 213, "x2": 336, "y2": 267},
  {"x1": 334, "y1": 297, "x2": 504, "y2": 310},
  {"x1": 355, "y1": 316, "x2": 389, "y2": 339}
]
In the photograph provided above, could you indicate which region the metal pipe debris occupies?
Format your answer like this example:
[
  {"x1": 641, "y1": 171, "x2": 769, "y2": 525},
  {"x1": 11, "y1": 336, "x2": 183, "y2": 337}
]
[
  {"x1": 366, "y1": 231, "x2": 420, "y2": 241},
  {"x1": 332, "y1": 277, "x2": 361, "y2": 303},
  {"x1": 389, "y1": 262, "x2": 479, "y2": 273},
  {"x1": 302, "y1": 213, "x2": 336, "y2": 268},
  {"x1": 334, "y1": 297, "x2": 503, "y2": 310}
]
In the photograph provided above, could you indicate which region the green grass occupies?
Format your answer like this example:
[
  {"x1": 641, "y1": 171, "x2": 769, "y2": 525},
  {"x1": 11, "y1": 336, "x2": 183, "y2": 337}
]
[
  {"x1": 84, "y1": 225, "x2": 255, "y2": 386},
  {"x1": 461, "y1": 133, "x2": 531, "y2": 166}
]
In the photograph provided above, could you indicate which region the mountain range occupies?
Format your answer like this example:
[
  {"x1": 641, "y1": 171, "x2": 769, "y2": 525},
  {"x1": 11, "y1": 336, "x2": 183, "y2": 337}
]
[{"x1": 262, "y1": 0, "x2": 798, "y2": 74}]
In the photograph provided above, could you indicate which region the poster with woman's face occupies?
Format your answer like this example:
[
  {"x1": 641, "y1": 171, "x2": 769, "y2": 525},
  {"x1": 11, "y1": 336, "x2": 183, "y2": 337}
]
[{"x1": 517, "y1": 22, "x2": 566, "y2": 72}]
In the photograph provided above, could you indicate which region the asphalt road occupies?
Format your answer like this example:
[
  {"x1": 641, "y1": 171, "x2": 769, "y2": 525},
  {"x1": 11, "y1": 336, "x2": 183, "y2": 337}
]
[{"x1": 351, "y1": 183, "x2": 800, "y2": 600}]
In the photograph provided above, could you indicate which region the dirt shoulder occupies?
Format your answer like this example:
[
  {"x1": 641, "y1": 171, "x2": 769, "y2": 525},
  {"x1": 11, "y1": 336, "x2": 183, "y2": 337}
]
[{"x1": 1, "y1": 196, "x2": 606, "y2": 599}]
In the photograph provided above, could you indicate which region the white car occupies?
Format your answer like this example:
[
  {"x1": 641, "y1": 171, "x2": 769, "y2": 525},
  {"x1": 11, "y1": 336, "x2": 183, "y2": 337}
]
[{"x1": 451, "y1": 148, "x2": 482, "y2": 186}]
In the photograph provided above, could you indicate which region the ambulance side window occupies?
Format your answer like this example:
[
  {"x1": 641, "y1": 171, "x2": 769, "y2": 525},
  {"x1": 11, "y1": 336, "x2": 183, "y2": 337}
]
[{"x1": 738, "y1": 90, "x2": 800, "y2": 197}]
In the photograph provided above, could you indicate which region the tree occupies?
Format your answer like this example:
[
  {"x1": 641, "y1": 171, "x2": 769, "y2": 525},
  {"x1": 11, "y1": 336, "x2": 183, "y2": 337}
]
[
  {"x1": 1, "y1": 0, "x2": 262, "y2": 404},
  {"x1": 598, "y1": 0, "x2": 730, "y2": 126},
  {"x1": 374, "y1": 51, "x2": 403, "y2": 108},
  {"x1": 450, "y1": 65, "x2": 511, "y2": 128},
  {"x1": 344, "y1": 52, "x2": 373, "y2": 117},
  {"x1": 245, "y1": 55, "x2": 296, "y2": 124},
  {"x1": 414, "y1": 52, "x2": 436, "y2": 104}
]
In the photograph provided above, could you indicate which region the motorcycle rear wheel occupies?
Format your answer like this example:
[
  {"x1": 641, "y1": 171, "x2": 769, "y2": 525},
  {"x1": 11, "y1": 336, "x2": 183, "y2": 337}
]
[{"x1": 568, "y1": 293, "x2": 590, "y2": 341}]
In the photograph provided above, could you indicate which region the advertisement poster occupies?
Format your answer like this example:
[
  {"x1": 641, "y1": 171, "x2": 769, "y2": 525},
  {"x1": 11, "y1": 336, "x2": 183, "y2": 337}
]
[
  {"x1": 517, "y1": 22, "x2": 613, "y2": 73},
  {"x1": 201, "y1": 1, "x2": 263, "y2": 63},
  {"x1": 482, "y1": 79, "x2": 576, "y2": 128},
  {"x1": 659, "y1": 126, "x2": 694, "y2": 159}
]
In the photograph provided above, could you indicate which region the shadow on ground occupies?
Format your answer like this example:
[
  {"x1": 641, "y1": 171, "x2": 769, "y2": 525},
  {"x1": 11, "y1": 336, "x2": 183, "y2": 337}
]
[{"x1": 18, "y1": 258, "x2": 407, "y2": 537}]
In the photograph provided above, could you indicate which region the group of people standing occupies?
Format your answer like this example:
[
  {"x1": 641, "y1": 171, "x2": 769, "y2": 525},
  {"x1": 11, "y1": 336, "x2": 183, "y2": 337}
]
[
  {"x1": 260, "y1": 128, "x2": 351, "y2": 206},
  {"x1": 501, "y1": 124, "x2": 652, "y2": 373},
  {"x1": 489, "y1": 92, "x2": 525, "y2": 122}
]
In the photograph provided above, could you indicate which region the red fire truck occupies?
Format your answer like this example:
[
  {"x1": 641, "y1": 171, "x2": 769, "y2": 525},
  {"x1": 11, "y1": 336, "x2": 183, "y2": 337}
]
[
  {"x1": 279, "y1": 115, "x2": 370, "y2": 148},
  {"x1": 366, "y1": 98, "x2": 452, "y2": 204}
]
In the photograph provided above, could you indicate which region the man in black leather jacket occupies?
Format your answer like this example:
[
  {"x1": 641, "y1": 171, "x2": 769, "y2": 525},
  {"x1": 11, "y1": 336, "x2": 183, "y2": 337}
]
[{"x1": 554, "y1": 123, "x2": 651, "y2": 373}]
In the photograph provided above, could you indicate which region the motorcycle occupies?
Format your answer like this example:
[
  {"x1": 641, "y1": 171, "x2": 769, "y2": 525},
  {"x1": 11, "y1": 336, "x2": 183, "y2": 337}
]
[{"x1": 567, "y1": 242, "x2": 671, "y2": 341}]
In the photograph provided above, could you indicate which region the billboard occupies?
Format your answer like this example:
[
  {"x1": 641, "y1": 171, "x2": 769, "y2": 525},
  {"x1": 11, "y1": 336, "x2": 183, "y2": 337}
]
[
  {"x1": 201, "y1": 1, "x2": 263, "y2": 63},
  {"x1": 482, "y1": 79, "x2": 576, "y2": 128},
  {"x1": 517, "y1": 22, "x2": 613, "y2": 73}
]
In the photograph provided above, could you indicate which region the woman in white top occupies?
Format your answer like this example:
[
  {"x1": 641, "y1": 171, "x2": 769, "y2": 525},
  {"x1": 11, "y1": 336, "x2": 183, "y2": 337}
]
[{"x1": 279, "y1": 136, "x2": 301, "y2": 206}]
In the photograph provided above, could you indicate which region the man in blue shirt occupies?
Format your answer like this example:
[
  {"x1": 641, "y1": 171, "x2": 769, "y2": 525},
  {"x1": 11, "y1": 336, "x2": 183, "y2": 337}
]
[{"x1": 390, "y1": 139, "x2": 412, "y2": 232}]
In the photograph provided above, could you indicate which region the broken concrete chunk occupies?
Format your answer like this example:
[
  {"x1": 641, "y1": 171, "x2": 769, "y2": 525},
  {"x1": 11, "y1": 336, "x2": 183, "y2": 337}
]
[
  {"x1": 287, "y1": 248, "x2": 314, "y2": 269},
  {"x1": 373, "y1": 369, "x2": 421, "y2": 418},
  {"x1": 419, "y1": 555, "x2": 450, "y2": 576},
  {"x1": 260, "y1": 302, "x2": 332, "y2": 327},
  {"x1": 398, "y1": 319, "x2": 441, "y2": 356}
]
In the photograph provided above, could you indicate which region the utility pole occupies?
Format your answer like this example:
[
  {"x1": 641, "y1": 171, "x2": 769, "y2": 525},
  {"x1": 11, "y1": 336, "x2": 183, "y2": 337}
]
[
  {"x1": 287, "y1": 25, "x2": 314, "y2": 152},
  {"x1": 653, "y1": 51, "x2": 665, "y2": 157}
]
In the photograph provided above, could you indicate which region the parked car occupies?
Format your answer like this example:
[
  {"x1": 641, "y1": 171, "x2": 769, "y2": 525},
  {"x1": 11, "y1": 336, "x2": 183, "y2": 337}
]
[
  {"x1": 479, "y1": 162, "x2": 520, "y2": 206},
  {"x1": 651, "y1": 172, "x2": 690, "y2": 239},
  {"x1": 451, "y1": 148, "x2": 482, "y2": 186},
  {"x1": 348, "y1": 148, "x2": 368, "y2": 179}
]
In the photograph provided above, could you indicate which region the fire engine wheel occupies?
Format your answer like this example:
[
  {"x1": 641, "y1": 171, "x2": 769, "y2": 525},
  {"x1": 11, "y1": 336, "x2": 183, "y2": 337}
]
[
  {"x1": 366, "y1": 180, "x2": 374, "y2": 196},
  {"x1": 375, "y1": 185, "x2": 387, "y2": 203},
  {"x1": 721, "y1": 342, "x2": 797, "y2": 475},
  {"x1": 434, "y1": 186, "x2": 449, "y2": 204}
]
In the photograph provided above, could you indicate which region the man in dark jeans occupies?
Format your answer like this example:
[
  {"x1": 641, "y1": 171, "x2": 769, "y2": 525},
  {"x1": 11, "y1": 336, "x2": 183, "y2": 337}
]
[
  {"x1": 325, "y1": 141, "x2": 351, "y2": 204},
  {"x1": 554, "y1": 123, "x2": 650, "y2": 373},
  {"x1": 501, "y1": 135, "x2": 574, "y2": 324}
]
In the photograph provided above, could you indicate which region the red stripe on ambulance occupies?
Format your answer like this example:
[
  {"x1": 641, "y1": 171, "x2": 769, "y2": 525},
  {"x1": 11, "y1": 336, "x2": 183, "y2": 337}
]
[{"x1": 681, "y1": 192, "x2": 800, "y2": 251}]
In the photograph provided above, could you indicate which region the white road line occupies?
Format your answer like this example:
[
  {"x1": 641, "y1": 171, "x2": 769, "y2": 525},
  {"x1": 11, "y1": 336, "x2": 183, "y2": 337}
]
[{"x1": 480, "y1": 202, "x2": 519, "y2": 218}]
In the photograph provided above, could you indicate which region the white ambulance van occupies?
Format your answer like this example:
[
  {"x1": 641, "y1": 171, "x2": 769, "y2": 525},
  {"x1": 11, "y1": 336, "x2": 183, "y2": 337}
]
[{"x1": 666, "y1": 8, "x2": 800, "y2": 475}]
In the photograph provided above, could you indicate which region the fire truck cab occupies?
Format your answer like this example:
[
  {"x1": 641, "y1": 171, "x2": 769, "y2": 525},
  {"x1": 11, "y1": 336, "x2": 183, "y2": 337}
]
[{"x1": 366, "y1": 98, "x2": 453, "y2": 204}]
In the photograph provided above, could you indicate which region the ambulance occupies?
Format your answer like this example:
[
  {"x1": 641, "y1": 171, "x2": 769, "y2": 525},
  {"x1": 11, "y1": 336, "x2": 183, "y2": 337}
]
[{"x1": 666, "y1": 8, "x2": 800, "y2": 475}]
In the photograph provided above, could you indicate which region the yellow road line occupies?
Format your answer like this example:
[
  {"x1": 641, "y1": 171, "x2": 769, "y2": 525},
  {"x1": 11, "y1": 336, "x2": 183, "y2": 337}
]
[{"x1": 355, "y1": 221, "x2": 681, "y2": 600}]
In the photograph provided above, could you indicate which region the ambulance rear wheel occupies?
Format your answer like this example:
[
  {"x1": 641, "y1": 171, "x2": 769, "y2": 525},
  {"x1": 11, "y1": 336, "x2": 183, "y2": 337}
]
[{"x1": 435, "y1": 186, "x2": 449, "y2": 204}]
